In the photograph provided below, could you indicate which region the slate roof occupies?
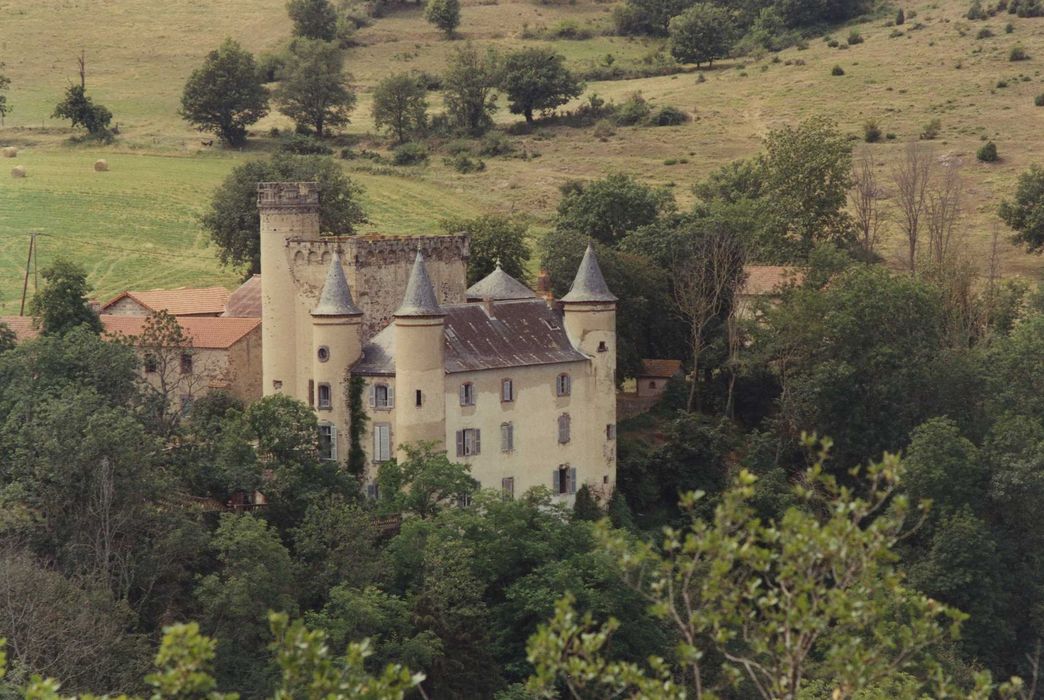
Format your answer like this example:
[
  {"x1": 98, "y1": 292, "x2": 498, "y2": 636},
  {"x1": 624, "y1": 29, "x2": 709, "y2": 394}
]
[
  {"x1": 222, "y1": 275, "x2": 262, "y2": 318},
  {"x1": 101, "y1": 315, "x2": 261, "y2": 349},
  {"x1": 353, "y1": 299, "x2": 587, "y2": 376},
  {"x1": 312, "y1": 253, "x2": 361, "y2": 316},
  {"x1": 101, "y1": 286, "x2": 231, "y2": 316},
  {"x1": 561, "y1": 244, "x2": 617, "y2": 303},
  {"x1": 465, "y1": 265, "x2": 537, "y2": 301},
  {"x1": 394, "y1": 250, "x2": 444, "y2": 317}
]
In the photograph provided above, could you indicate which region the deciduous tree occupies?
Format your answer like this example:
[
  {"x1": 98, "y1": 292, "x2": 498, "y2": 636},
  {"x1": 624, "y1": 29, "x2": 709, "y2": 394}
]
[
  {"x1": 668, "y1": 3, "x2": 737, "y2": 68},
  {"x1": 371, "y1": 73, "x2": 428, "y2": 143},
  {"x1": 287, "y1": 0, "x2": 338, "y2": 41},
  {"x1": 424, "y1": 0, "x2": 461, "y2": 37},
  {"x1": 29, "y1": 258, "x2": 103, "y2": 336},
  {"x1": 442, "y1": 43, "x2": 499, "y2": 134},
  {"x1": 274, "y1": 38, "x2": 356, "y2": 137},
  {"x1": 441, "y1": 213, "x2": 531, "y2": 286},
  {"x1": 499, "y1": 47, "x2": 583, "y2": 123},
  {"x1": 999, "y1": 164, "x2": 1044, "y2": 252},
  {"x1": 180, "y1": 38, "x2": 269, "y2": 146}
]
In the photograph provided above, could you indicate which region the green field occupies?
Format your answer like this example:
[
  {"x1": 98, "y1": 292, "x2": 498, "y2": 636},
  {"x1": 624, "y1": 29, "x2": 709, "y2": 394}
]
[{"x1": 2, "y1": 0, "x2": 1043, "y2": 311}]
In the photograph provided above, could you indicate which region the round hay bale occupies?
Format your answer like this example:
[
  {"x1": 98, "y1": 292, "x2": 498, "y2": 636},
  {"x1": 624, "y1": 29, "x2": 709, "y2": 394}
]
[
  {"x1": 1, "y1": 147, "x2": 16, "y2": 158},
  {"x1": 11, "y1": 165, "x2": 26, "y2": 178},
  {"x1": 93, "y1": 159, "x2": 109, "y2": 172}
]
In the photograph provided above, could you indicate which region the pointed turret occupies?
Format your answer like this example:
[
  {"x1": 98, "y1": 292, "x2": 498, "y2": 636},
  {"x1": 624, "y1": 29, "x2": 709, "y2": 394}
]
[
  {"x1": 395, "y1": 250, "x2": 445, "y2": 317},
  {"x1": 466, "y1": 262, "x2": 538, "y2": 302},
  {"x1": 561, "y1": 243, "x2": 617, "y2": 303},
  {"x1": 312, "y1": 253, "x2": 361, "y2": 317}
]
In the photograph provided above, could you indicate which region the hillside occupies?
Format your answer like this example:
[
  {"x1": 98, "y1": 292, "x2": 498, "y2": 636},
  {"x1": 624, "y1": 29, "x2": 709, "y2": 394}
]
[{"x1": 1, "y1": 0, "x2": 1042, "y2": 311}]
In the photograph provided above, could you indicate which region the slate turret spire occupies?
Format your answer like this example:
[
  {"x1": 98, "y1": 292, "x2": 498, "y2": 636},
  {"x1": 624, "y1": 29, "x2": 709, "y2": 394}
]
[
  {"x1": 311, "y1": 252, "x2": 361, "y2": 316},
  {"x1": 395, "y1": 249, "x2": 445, "y2": 317},
  {"x1": 561, "y1": 243, "x2": 617, "y2": 303}
]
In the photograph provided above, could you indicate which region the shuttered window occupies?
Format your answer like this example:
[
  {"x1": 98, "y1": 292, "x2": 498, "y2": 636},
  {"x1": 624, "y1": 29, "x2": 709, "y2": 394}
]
[
  {"x1": 455, "y1": 428, "x2": 481, "y2": 457},
  {"x1": 501, "y1": 422, "x2": 514, "y2": 452},
  {"x1": 460, "y1": 382, "x2": 475, "y2": 406},
  {"x1": 556, "y1": 373, "x2": 571, "y2": 397},
  {"x1": 317, "y1": 383, "x2": 332, "y2": 409},
  {"x1": 373, "y1": 423, "x2": 391, "y2": 462},
  {"x1": 319, "y1": 423, "x2": 337, "y2": 461},
  {"x1": 553, "y1": 465, "x2": 577, "y2": 495},
  {"x1": 501, "y1": 378, "x2": 514, "y2": 402},
  {"x1": 502, "y1": 477, "x2": 515, "y2": 499},
  {"x1": 558, "y1": 413, "x2": 571, "y2": 444}
]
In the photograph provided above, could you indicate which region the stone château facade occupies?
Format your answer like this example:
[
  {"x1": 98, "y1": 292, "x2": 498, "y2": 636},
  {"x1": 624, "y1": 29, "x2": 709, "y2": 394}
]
[{"x1": 258, "y1": 182, "x2": 617, "y2": 501}]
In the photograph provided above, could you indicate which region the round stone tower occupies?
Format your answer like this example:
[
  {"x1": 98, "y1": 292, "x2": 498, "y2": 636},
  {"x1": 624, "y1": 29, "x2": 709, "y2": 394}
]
[{"x1": 311, "y1": 251, "x2": 363, "y2": 439}]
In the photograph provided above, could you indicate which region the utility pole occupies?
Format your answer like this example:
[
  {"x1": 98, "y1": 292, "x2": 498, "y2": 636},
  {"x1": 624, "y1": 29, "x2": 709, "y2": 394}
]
[{"x1": 19, "y1": 232, "x2": 36, "y2": 316}]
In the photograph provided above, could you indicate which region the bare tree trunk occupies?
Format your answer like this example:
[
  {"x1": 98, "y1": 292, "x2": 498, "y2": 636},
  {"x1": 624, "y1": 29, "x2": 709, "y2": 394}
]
[
  {"x1": 926, "y1": 158, "x2": 962, "y2": 266},
  {"x1": 892, "y1": 143, "x2": 934, "y2": 275},
  {"x1": 850, "y1": 149, "x2": 884, "y2": 256}
]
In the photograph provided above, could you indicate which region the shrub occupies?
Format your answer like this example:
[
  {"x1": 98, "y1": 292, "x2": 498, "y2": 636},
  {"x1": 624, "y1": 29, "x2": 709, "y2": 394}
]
[
  {"x1": 647, "y1": 105, "x2": 688, "y2": 126},
  {"x1": 445, "y1": 152, "x2": 485, "y2": 173},
  {"x1": 827, "y1": 39, "x2": 840, "y2": 47},
  {"x1": 977, "y1": 26, "x2": 995, "y2": 37},
  {"x1": 1009, "y1": 45, "x2": 1030, "y2": 60},
  {"x1": 847, "y1": 30, "x2": 864, "y2": 45},
  {"x1": 278, "y1": 134, "x2": 334, "y2": 155},
  {"x1": 863, "y1": 119, "x2": 882, "y2": 142},
  {"x1": 1035, "y1": 93, "x2": 1044, "y2": 106},
  {"x1": 256, "y1": 51, "x2": 287, "y2": 83},
  {"x1": 977, "y1": 140, "x2": 999, "y2": 161},
  {"x1": 920, "y1": 118, "x2": 942, "y2": 140},
  {"x1": 967, "y1": 0, "x2": 988, "y2": 18},
  {"x1": 548, "y1": 19, "x2": 594, "y2": 39},
  {"x1": 613, "y1": 92, "x2": 652, "y2": 126},
  {"x1": 478, "y1": 131, "x2": 515, "y2": 157},
  {"x1": 997, "y1": 79, "x2": 1009, "y2": 87},
  {"x1": 890, "y1": 28, "x2": 904, "y2": 37},
  {"x1": 593, "y1": 119, "x2": 616, "y2": 139},
  {"x1": 392, "y1": 142, "x2": 428, "y2": 165},
  {"x1": 1010, "y1": 0, "x2": 1044, "y2": 16},
  {"x1": 886, "y1": 132, "x2": 897, "y2": 140},
  {"x1": 1005, "y1": 21, "x2": 1015, "y2": 31},
  {"x1": 896, "y1": 7, "x2": 906, "y2": 23},
  {"x1": 831, "y1": 64, "x2": 845, "y2": 75}
]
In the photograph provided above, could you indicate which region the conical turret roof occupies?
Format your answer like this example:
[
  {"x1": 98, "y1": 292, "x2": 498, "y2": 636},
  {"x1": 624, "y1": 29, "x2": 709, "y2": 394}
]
[
  {"x1": 561, "y1": 243, "x2": 617, "y2": 303},
  {"x1": 466, "y1": 262, "x2": 538, "y2": 301},
  {"x1": 311, "y1": 253, "x2": 361, "y2": 316},
  {"x1": 394, "y1": 250, "x2": 445, "y2": 317}
]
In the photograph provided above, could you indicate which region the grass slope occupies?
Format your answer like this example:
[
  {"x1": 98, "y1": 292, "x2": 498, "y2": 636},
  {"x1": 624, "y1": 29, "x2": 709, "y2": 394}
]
[{"x1": 1, "y1": 0, "x2": 1042, "y2": 310}]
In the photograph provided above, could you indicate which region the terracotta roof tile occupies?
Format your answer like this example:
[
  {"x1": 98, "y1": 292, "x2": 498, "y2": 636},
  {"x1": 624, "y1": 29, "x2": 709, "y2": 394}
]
[
  {"x1": 100, "y1": 315, "x2": 260, "y2": 349},
  {"x1": 101, "y1": 286, "x2": 231, "y2": 316},
  {"x1": 741, "y1": 266, "x2": 803, "y2": 296},
  {"x1": 639, "y1": 359, "x2": 683, "y2": 379},
  {"x1": 0, "y1": 316, "x2": 39, "y2": 341}
]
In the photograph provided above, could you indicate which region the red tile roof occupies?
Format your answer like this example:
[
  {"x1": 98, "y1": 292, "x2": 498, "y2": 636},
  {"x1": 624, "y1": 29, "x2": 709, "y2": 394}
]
[
  {"x1": 639, "y1": 359, "x2": 683, "y2": 379},
  {"x1": 101, "y1": 315, "x2": 260, "y2": 349},
  {"x1": 101, "y1": 286, "x2": 231, "y2": 316},
  {"x1": 0, "y1": 316, "x2": 39, "y2": 341},
  {"x1": 222, "y1": 275, "x2": 262, "y2": 318}
]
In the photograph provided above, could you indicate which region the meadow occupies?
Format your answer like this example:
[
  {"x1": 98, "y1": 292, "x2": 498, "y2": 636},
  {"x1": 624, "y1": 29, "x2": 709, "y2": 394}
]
[{"x1": 1, "y1": 0, "x2": 1043, "y2": 311}]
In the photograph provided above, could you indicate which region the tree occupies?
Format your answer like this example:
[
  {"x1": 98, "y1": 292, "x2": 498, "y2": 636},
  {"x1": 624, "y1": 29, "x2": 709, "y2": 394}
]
[
  {"x1": 180, "y1": 38, "x2": 269, "y2": 146},
  {"x1": 572, "y1": 485, "x2": 603, "y2": 521},
  {"x1": 668, "y1": 3, "x2": 736, "y2": 68},
  {"x1": 613, "y1": 0, "x2": 695, "y2": 36},
  {"x1": 892, "y1": 142, "x2": 934, "y2": 273},
  {"x1": 132, "y1": 310, "x2": 212, "y2": 435},
  {"x1": 763, "y1": 116, "x2": 853, "y2": 250},
  {"x1": 202, "y1": 153, "x2": 366, "y2": 273},
  {"x1": 425, "y1": 0, "x2": 461, "y2": 37},
  {"x1": 441, "y1": 214, "x2": 531, "y2": 286},
  {"x1": 999, "y1": 164, "x2": 1044, "y2": 253},
  {"x1": 52, "y1": 84, "x2": 112, "y2": 137},
  {"x1": 377, "y1": 443, "x2": 478, "y2": 518},
  {"x1": 29, "y1": 258, "x2": 103, "y2": 336},
  {"x1": 274, "y1": 38, "x2": 356, "y2": 137},
  {"x1": 287, "y1": 0, "x2": 338, "y2": 41},
  {"x1": 499, "y1": 47, "x2": 583, "y2": 123},
  {"x1": 556, "y1": 173, "x2": 675, "y2": 244},
  {"x1": 442, "y1": 43, "x2": 499, "y2": 134},
  {"x1": 526, "y1": 445, "x2": 1014, "y2": 699},
  {"x1": 195, "y1": 513, "x2": 299, "y2": 695},
  {"x1": 371, "y1": 73, "x2": 428, "y2": 144},
  {"x1": 850, "y1": 149, "x2": 884, "y2": 256},
  {"x1": 0, "y1": 63, "x2": 10, "y2": 126}
]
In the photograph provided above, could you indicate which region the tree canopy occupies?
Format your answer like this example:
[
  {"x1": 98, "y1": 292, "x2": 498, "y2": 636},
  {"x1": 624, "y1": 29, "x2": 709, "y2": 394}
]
[
  {"x1": 499, "y1": 47, "x2": 584, "y2": 123},
  {"x1": 180, "y1": 38, "x2": 269, "y2": 146},
  {"x1": 274, "y1": 38, "x2": 356, "y2": 137},
  {"x1": 999, "y1": 164, "x2": 1044, "y2": 252}
]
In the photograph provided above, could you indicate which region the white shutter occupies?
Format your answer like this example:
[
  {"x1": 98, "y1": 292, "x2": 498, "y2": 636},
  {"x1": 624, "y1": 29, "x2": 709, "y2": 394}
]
[
  {"x1": 368, "y1": 384, "x2": 376, "y2": 407},
  {"x1": 456, "y1": 430, "x2": 464, "y2": 457},
  {"x1": 474, "y1": 429, "x2": 481, "y2": 455},
  {"x1": 387, "y1": 385, "x2": 395, "y2": 408},
  {"x1": 373, "y1": 425, "x2": 380, "y2": 460},
  {"x1": 568, "y1": 467, "x2": 577, "y2": 495},
  {"x1": 552, "y1": 469, "x2": 560, "y2": 493},
  {"x1": 330, "y1": 425, "x2": 338, "y2": 461}
]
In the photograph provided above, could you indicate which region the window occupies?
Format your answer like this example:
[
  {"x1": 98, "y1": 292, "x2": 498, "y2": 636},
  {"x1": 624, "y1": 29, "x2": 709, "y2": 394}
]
[
  {"x1": 597, "y1": 341, "x2": 608, "y2": 353},
  {"x1": 502, "y1": 477, "x2": 515, "y2": 499},
  {"x1": 180, "y1": 352, "x2": 193, "y2": 375},
  {"x1": 273, "y1": 380, "x2": 283, "y2": 391},
  {"x1": 456, "y1": 428, "x2": 481, "y2": 457},
  {"x1": 317, "y1": 383, "x2": 332, "y2": 409},
  {"x1": 373, "y1": 423, "x2": 391, "y2": 462},
  {"x1": 649, "y1": 380, "x2": 657, "y2": 389},
  {"x1": 501, "y1": 422, "x2": 514, "y2": 452},
  {"x1": 606, "y1": 424, "x2": 616, "y2": 440},
  {"x1": 558, "y1": 413, "x2": 571, "y2": 444},
  {"x1": 460, "y1": 382, "x2": 475, "y2": 406},
  {"x1": 370, "y1": 383, "x2": 394, "y2": 410},
  {"x1": 501, "y1": 378, "x2": 514, "y2": 403},
  {"x1": 179, "y1": 395, "x2": 194, "y2": 417},
  {"x1": 556, "y1": 373, "x2": 571, "y2": 397},
  {"x1": 317, "y1": 346, "x2": 330, "y2": 363},
  {"x1": 415, "y1": 389, "x2": 423, "y2": 407},
  {"x1": 366, "y1": 483, "x2": 380, "y2": 500},
  {"x1": 144, "y1": 353, "x2": 158, "y2": 373},
  {"x1": 319, "y1": 423, "x2": 337, "y2": 461},
  {"x1": 553, "y1": 465, "x2": 577, "y2": 495}
]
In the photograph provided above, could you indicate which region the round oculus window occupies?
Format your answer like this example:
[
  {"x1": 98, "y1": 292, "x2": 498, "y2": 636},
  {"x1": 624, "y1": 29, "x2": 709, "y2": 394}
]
[{"x1": 317, "y1": 346, "x2": 330, "y2": 363}]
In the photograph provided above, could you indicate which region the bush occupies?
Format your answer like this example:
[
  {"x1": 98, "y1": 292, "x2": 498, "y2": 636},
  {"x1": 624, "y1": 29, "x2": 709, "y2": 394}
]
[
  {"x1": 1010, "y1": 0, "x2": 1044, "y2": 16},
  {"x1": 896, "y1": 7, "x2": 906, "y2": 24},
  {"x1": 445, "y1": 152, "x2": 486, "y2": 173},
  {"x1": 647, "y1": 105, "x2": 689, "y2": 126},
  {"x1": 478, "y1": 131, "x2": 516, "y2": 157},
  {"x1": 547, "y1": 19, "x2": 594, "y2": 39},
  {"x1": 1036, "y1": 93, "x2": 1044, "y2": 106},
  {"x1": 827, "y1": 39, "x2": 840, "y2": 47},
  {"x1": 278, "y1": 134, "x2": 333, "y2": 155},
  {"x1": 997, "y1": 79, "x2": 1009, "y2": 87},
  {"x1": 593, "y1": 119, "x2": 616, "y2": 139},
  {"x1": 1005, "y1": 21, "x2": 1015, "y2": 31},
  {"x1": 392, "y1": 142, "x2": 429, "y2": 165},
  {"x1": 256, "y1": 51, "x2": 287, "y2": 83},
  {"x1": 831, "y1": 64, "x2": 845, "y2": 75},
  {"x1": 977, "y1": 26, "x2": 995, "y2": 37},
  {"x1": 613, "y1": 92, "x2": 652, "y2": 126},
  {"x1": 1009, "y1": 45, "x2": 1030, "y2": 60},
  {"x1": 847, "y1": 30, "x2": 864, "y2": 45},
  {"x1": 977, "y1": 140, "x2": 999, "y2": 161},
  {"x1": 920, "y1": 118, "x2": 942, "y2": 140},
  {"x1": 967, "y1": 0, "x2": 988, "y2": 18},
  {"x1": 863, "y1": 119, "x2": 882, "y2": 142}
]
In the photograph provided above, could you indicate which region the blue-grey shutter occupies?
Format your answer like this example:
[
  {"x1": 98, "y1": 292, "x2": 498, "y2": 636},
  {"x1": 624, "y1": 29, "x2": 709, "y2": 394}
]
[
  {"x1": 456, "y1": 430, "x2": 464, "y2": 457},
  {"x1": 474, "y1": 429, "x2": 481, "y2": 455},
  {"x1": 552, "y1": 469, "x2": 559, "y2": 493},
  {"x1": 568, "y1": 467, "x2": 577, "y2": 494},
  {"x1": 387, "y1": 385, "x2": 395, "y2": 408},
  {"x1": 368, "y1": 384, "x2": 376, "y2": 407},
  {"x1": 459, "y1": 383, "x2": 466, "y2": 406}
]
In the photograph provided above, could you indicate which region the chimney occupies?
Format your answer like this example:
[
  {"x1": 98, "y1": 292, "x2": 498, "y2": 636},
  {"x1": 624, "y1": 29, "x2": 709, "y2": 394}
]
[
  {"x1": 537, "y1": 269, "x2": 553, "y2": 303},
  {"x1": 483, "y1": 296, "x2": 495, "y2": 318}
]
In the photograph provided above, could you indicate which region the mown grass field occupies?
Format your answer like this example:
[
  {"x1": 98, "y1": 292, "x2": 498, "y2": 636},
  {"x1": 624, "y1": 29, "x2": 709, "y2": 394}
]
[{"x1": 1, "y1": 0, "x2": 1043, "y2": 311}]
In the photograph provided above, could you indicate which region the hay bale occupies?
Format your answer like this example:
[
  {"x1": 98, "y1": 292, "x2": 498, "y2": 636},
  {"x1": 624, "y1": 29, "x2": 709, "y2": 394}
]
[
  {"x1": 93, "y1": 159, "x2": 109, "y2": 172},
  {"x1": 1, "y1": 147, "x2": 16, "y2": 158},
  {"x1": 11, "y1": 165, "x2": 26, "y2": 178}
]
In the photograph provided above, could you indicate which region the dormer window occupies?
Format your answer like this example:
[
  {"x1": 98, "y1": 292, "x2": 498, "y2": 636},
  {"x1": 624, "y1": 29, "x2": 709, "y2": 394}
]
[{"x1": 556, "y1": 373, "x2": 571, "y2": 397}]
